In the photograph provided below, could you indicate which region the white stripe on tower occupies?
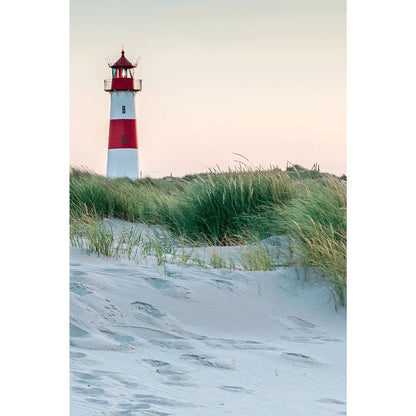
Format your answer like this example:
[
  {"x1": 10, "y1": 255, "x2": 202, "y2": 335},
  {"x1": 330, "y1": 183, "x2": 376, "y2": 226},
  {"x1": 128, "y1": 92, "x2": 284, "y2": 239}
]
[
  {"x1": 110, "y1": 91, "x2": 136, "y2": 120},
  {"x1": 106, "y1": 148, "x2": 139, "y2": 179}
]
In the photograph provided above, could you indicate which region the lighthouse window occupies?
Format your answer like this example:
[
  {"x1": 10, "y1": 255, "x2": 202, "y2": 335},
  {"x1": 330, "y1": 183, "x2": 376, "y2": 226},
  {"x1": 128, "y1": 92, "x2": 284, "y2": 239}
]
[
  {"x1": 122, "y1": 105, "x2": 126, "y2": 114},
  {"x1": 122, "y1": 135, "x2": 127, "y2": 144}
]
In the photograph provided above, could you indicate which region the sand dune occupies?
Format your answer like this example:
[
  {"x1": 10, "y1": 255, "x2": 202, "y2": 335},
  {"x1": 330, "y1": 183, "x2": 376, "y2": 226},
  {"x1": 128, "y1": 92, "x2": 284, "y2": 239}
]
[{"x1": 70, "y1": 222, "x2": 346, "y2": 415}]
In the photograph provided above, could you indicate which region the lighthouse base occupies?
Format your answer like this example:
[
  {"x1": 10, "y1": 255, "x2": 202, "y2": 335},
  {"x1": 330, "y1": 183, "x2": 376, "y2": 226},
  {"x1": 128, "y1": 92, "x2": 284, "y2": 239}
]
[{"x1": 106, "y1": 148, "x2": 139, "y2": 179}]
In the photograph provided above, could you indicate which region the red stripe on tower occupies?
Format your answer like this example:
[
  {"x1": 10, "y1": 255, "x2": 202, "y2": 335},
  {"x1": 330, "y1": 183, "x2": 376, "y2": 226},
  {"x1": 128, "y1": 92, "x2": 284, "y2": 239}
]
[{"x1": 108, "y1": 119, "x2": 138, "y2": 149}]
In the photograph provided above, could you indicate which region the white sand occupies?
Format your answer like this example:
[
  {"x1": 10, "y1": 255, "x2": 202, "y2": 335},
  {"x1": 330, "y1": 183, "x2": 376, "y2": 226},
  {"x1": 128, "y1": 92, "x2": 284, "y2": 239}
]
[{"x1": 70, "y1": 221, "x2": 346, "y2": 415}]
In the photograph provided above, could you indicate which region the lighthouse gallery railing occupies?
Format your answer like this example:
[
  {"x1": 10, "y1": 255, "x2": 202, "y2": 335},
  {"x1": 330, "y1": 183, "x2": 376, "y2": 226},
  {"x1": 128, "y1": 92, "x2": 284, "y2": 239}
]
[{"x1": 104, "y1": 79, "x2": 142, "y2": 92}]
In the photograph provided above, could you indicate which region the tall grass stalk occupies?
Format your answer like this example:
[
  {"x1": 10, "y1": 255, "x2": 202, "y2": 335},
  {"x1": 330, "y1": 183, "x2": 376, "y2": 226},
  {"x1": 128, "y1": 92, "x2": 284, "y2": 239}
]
[
  {"x1": 241, "y1": 243, "x2": 275, "y2": 271},
  {"x1": 70, "y1": 220, "x2": 118, "y2": 258},
  {"x1": 210, "y1": 250, "x2": 228, "y2": 269}
]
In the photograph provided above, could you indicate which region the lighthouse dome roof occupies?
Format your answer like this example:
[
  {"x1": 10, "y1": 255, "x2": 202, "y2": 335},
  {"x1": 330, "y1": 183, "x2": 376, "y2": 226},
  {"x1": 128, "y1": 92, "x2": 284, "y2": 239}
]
[{"x1": 110, "y1": 50, "x2": 137, "y2": 69}]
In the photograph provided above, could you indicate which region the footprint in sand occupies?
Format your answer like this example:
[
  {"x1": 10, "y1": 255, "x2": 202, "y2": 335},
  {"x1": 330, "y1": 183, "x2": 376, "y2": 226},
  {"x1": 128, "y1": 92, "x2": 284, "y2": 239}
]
[
  {"x1": 131, "y1": 301, "x2": 165, "y2": 319},
  {"x1": 180, "y1": 353, "x2": 237, "y2": 370},
  {"x1": 211, "y1": 278, "x2": 235, "y2": 291},
  {"x1": 70, "y1": 282, "x2": 92, "y2": 296},
  {"x1": 282, "y1": 352, "x2": 322, "y2": 366},
  {"x1": 142, "y1": 359, "x2": 192, "y2": 385},
  {"x1": 144, "y1": 277, "x2": 175, "y2": 290},
  {"x1": 219, "y1": 385, "x2": 253, "y2": 394},
  {"x1": 103, "y1": 298, "x2": 125, "y2": 320},
  {"x1": 142, "y1": 359, "x2": 171, "y2": 368}
]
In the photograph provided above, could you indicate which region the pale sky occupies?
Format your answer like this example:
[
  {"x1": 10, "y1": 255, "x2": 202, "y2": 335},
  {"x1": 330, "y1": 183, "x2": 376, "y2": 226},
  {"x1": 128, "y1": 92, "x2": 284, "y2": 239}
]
[{"x1": 70, "y1": 0, "x2": 346, "y2": 177}]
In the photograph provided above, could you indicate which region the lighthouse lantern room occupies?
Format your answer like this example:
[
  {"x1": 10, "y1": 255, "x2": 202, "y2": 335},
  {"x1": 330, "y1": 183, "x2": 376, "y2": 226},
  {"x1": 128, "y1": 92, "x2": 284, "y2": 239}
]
[{"x1": 104, "y1": 50, "x2": 142, "y2": 179}]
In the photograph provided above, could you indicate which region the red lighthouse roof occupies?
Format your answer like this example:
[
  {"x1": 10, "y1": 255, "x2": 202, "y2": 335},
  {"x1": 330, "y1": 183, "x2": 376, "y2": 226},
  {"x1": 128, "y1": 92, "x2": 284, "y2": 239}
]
[{"x1": 110, "y1": 50, "x2": 137, "y2": 69}]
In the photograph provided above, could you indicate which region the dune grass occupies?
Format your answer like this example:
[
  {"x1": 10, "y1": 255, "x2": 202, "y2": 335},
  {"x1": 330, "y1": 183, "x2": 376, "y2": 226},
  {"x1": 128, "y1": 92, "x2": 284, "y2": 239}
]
[
  {"x1": 70, "y1": 216, "x2": 143, "y2": 260},
  {"x1": 70, "y1": 166, "x2": 347, "y2": 305},
  {"x1": 280, "y1": 178, "x2": 347, "y2": 303},
  {"x1": 70, "y1": 167, "x2": 299, "y2": 245},
  {"x1": 164, "y1": 168, "x2": 298, "y2": 245},
  {"x1": 241, "y1": 242, "x2": 275, "y2": 271},
  {"x1": 70, "y1": 168, "x2": 180, "y2": 224},
  {"x1": 70, "y1": 218, "x2": 280, "y2": 272}
]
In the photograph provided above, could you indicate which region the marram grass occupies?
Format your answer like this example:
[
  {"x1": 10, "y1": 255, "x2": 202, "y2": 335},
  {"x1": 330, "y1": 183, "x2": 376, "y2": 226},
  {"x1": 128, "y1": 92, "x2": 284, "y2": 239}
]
[
  {"x1": 165, "y1": 168, "x2": 299, "y2": 245},
  {"x1": 241, "y1": 243, "x2": 275, "y2": 271},
  {"x1": 283, "y1": 178, "x2": 347, "y2": 304},
  {"x1": 70, "y1": 166, "x2": 347, "y2": 305},
  {"x1": 71, "y1": 217, "x2": 282, "y2": 272}
]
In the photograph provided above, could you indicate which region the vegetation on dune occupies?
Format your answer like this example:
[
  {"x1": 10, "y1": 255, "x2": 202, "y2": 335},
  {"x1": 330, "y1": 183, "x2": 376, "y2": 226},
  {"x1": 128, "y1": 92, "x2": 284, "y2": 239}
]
[
  {"x1": 70, "y1": 169, "x2": 175, "y2": 223},
  {"x1": 241, "y1": 242, "x2": 276, "y2": 271},
  {"x1": 70, "y1": 165, "x2": 347, "y2": 305},
  {"x1": 281, "y1": 178, "x2": 347, "y2": 303},
  {"x1": 165, "y1": 168, "x2": 298, "y2": 245}
]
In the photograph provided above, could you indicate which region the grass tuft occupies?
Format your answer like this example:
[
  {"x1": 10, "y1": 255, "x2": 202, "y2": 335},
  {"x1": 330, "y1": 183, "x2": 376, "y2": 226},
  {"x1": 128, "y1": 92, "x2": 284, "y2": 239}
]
[
  {"x1": 241, "y1": 242, "x2": 275, "y2": 271},
  {"x1": 283, "y1": 178, "x2": 347, "y2": 303}
]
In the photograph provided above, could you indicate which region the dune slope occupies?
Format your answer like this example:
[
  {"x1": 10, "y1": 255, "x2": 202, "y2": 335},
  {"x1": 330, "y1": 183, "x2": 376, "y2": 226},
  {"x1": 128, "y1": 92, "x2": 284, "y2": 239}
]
[{"x1": 70, "y1": 242, "x2": 345, "y2": 415}]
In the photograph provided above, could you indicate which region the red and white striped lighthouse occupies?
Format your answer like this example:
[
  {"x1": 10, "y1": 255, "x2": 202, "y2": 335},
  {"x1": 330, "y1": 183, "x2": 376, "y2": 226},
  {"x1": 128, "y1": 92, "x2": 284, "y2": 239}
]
[{"x1": 104, "y1": 50, "x2": 142, "y2": 179}]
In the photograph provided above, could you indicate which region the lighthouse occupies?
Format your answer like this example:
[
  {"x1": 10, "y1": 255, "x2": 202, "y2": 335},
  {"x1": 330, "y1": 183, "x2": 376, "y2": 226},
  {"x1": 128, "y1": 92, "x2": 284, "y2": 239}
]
[{"x1": 104, "y1": 50, "x2": 142, "y2": 179}]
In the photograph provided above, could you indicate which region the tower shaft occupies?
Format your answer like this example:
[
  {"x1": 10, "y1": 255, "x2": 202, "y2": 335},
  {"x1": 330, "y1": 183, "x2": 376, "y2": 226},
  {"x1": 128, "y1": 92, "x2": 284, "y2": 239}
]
[
  {"x1": 106, "y1": 91, "x2": 139, "y2": 179},
  {"x1": 104, "y1": 50, "x2": 142, "y2": 179}
]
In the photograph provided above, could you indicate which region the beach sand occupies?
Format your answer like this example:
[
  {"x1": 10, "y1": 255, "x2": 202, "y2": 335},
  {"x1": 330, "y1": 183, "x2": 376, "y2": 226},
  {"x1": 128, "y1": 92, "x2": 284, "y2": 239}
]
[{"x1": 70, "y1": 220, "x2": 346, "y2": 415}]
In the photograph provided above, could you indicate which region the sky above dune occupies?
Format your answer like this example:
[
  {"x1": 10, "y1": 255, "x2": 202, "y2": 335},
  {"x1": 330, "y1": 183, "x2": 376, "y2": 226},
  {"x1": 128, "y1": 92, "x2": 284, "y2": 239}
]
[{"x1": 70, "y1": 0, "x2": 345, "y2": 177}]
